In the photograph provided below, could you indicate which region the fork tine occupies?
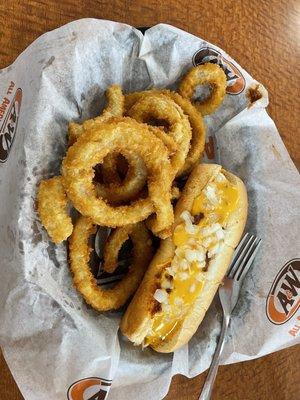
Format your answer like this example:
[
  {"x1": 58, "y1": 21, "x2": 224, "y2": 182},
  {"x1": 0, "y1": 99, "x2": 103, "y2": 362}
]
[
  {"x1": 94, "y1": 227, "x2": 111, "y2": 258},
  {"x1": 230, "y1": 235, "x2": 257, "y2": 279},
  {"x1": 229, "y1": 233, "x2": 250, "y2": 267},
  {"x1": 227, "y1": 233, "x2": 254, "y2": 278},
  {"x1": 236, "y1": 238, "x2": 262, "y2": 281}
]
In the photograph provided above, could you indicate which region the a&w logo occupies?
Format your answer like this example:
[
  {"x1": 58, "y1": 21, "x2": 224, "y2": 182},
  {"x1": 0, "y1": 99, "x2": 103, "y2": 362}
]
[
  {"x1": 0, "y1": 86, "x2": 22, "y2": 163},
  {"x1": 67, "y1": 377, "x2": 111, "y2": 400},
  {"x1": 266, "y1": 259, "x2": 300, "y2": 325}
]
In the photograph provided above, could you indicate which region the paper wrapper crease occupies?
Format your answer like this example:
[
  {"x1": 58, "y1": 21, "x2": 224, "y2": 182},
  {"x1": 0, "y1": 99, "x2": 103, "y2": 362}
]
[{"x1": 0, "y1": 20, "x2": 299, "y2": 400}]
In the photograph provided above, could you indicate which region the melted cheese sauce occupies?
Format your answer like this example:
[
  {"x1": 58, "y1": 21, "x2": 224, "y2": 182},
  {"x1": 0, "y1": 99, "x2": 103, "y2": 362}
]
[
  {"x1": 145, "y1": 172, "x2": 239, "y2": 346},
  {"x1": 147, "y1": 269, "x2": 205, "y2": 346},
  {"x1": 192, "y1": 180, "x2": 239, "y2": 225}
]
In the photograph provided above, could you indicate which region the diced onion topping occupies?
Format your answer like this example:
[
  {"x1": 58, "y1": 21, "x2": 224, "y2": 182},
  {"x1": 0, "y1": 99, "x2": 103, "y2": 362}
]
[
  {"x1": 180, "y1": 210, "x2": 197, "y2": 234},
  {"x1": 215, "y1": 173, "x2": 226, "y2": 182},
  {"x1": 180, "y1": 210, "x2": 194, "y2": 224},
  {"x1": 215, "y1": 228, "x2": 225, "y2": 240},
  {"x1": 162, "y1": 303, "x2": 171, "y2": 313},
  {"x1": 185, "y1": 249, "x2": 199, "y2": 262},
  {"x1": 174, "y1": 297, "x2": 184, "y2": 306},
  {"x1": 208, "y1": 242, "x2": 221, "y2": 258},
  {"x1": 166, "y1": 266, "x2": 177, "y2": 277},
  {"x1": 154, "y1": 289, "x2": 168, "y2": 304},
  {"x1": 196, "y1": 273, "x2": 205, "y2": 282},
  {"x1": 204, "y1": 184, "x2": 219, "y2": 205},
  {"x1": 200, "y1": 223, "x2": 222, "y2": 237},
  {"x1": 156, "y1": 179, "x2": 230, "y2": 306},
  {"x1": 179, "y1": 259, "x2": 189, "y2": 270},
  {"x1": 161, "y1": 279, "x2": 173, "y2": 290},
  {"x1": 179, "y1": 272, "x2": 189, "y2": 281},
  {"x1": 202, "y1": 236, "x2": 213, "y2": 248},
  {"x1": 189, "y1": 283, "x2": 196, "y2": 293}
]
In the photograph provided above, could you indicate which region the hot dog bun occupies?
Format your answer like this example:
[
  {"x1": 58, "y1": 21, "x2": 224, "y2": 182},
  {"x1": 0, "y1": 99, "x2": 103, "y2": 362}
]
[{"x1": 120, "y1": 164, "x2": 248, "y2": 353}]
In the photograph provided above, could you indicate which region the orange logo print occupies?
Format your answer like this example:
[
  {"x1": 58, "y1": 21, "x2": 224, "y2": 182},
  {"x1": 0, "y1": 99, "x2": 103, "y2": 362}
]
[
  {"x1": 0, "y1": 84, "x2": 22, "y2": 163},
  {"x1": 67, "y1": 377, "x2": 111, "y2": 400},
  {"x1": 266, "y1": 259, "x2": 300, "y2": 325},
  {"x1": 193, "y1": 47, "x2": 246, "y2": 95}
]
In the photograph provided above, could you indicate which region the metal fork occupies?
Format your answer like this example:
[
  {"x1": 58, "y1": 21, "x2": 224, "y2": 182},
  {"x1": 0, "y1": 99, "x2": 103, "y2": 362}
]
[{"x1": 199, "y1": 233, "x2": 262, "y2": 400}]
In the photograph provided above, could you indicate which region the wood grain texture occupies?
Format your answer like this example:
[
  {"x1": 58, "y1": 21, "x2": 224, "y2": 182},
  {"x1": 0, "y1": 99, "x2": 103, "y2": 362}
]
[
  {"x1": 165, "y1": 345, "x2": 300, "y2": 400},
  {"x1": 0, "y1": 1, "x2": 299, "y2": 399}
]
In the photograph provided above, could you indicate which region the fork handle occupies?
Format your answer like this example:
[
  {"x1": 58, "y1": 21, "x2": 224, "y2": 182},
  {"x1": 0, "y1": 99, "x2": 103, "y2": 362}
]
[{"x1": 198, "y1": 314, "x2": 230, "y2": 400}]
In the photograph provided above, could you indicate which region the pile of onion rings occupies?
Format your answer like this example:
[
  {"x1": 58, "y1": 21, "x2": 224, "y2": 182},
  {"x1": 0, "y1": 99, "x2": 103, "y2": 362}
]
[
  {"x1": 62, "y1": 117, "x2": 174, "y2": 234},
  {"x1": 37, "y1": 63, "x2": 227, "y2": 311}
]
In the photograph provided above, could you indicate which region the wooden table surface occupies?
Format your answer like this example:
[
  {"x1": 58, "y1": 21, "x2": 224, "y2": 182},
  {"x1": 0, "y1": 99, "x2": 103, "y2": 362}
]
[{"x1": 0, "y1": 1, "x2": 299, "y2": 399}]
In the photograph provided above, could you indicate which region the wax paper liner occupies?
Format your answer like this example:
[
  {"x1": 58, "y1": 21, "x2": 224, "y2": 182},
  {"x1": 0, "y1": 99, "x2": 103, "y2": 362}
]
[{"x1": 0, "y1": 19, "x2": 299, "y2": 400}]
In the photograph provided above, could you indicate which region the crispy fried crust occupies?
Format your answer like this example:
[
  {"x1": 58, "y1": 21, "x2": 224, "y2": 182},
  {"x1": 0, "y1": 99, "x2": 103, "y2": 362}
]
[
  {"x1": 120, "y1": 163, "x2": 248, "y2": 351},
  {"x1": 164, "y1": 91, "x2": 206, "y2": 175},
  {"x1": 69, "y1": 218, "x2": 153, "y2": 311},
  {"x1": 127, "y1": 93, "x2": 192, "y2": 178},
  {"x1": 62, "y1": 117, "x2": 174, "y2": 236},
  {"x1": 68, "y1": 85, "x2": 124, "y2": 146},
  {"x1": 103, "y1": 225, "x2": 134, "y2": 273},
  {"x1": 178, "y1": 63, "x2": 227, "y2": 116},
  {"x1": 125, "y1": 89, "x2": 206, "y2": 175},
  {"x1": 68, "y1": 86, "x2": 147, "y2": 204},
  {"x1": 96, "y1": 152, "x2": 148, "y2": 204},
  {"x1": 37, "y1": 176, "x2": 73, "y2": 244}
]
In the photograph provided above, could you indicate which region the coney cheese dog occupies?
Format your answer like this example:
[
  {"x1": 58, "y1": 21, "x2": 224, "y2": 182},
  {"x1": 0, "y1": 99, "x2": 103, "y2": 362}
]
[{"x1": 120, "y1": 163, "x2": 248, "y2": 352}]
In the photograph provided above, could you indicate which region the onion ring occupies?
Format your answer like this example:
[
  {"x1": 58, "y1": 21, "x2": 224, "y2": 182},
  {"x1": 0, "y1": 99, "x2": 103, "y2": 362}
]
[
  {"x1": 96, "y1": 152, "x2": 148, "y2": 204},
  {"x1": 37, "y1": 176, "x2": 73, "y2": 244},
  {"x1": 83, "y1": 85, "x2": 125, "y2": 130},
  {"x1": 68, "y1": 86, "x2": 148, "y2": 203},
  {"x1": 147, "y1": 126, "x2": 178, "y2": 155},
  {"x1": 100, "y1": 153, "x2": 122, "y2": 185},
  {"x1": 178, "y1": 63, "x2": 227, "y2": 116},
  {"x1": 62, "y1": 117, "x2": 174, "y2": 236},
  {"x1": 103, "y1": 225, "x2": 134, "y2": 273},
  {"x1": 161, "y1": 91, "x2": 206, "y2": 174},
  {"x1": 68, "y1": 122, "x2": 83, "y2": 147},
  {"x1": 69, "y1": 217, "x2": 153, "y2": 311},
  {"x1": 127, "y1": 93, "x2": 191, "y2": 178},
  {"x1": 68, "y1": 85, "x2": 124, "y2": 146},
  {"x1": 125, "y1": 89, "x2": 206, "y2": 175}
]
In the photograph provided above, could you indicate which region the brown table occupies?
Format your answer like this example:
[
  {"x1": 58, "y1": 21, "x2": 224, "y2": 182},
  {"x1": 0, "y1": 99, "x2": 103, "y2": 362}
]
[{"x1": 0, "y1": 1, "x2": 299, "y2": 399}]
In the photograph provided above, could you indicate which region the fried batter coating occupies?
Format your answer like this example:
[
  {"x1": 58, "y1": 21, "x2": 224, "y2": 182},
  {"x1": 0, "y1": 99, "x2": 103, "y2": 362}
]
[
  {"x1": 103, "y1": 225, "x2": 134, "y2": 273},
  {"x1": 62, "y1": 117, "x2": 174, "y2": 237},
  {"x1": 68, "y1": 84, "x2": 124, "y2": 145},
  {"x1": 127, "y1": 93, "x2": 191, "y2": 178},
  {"x1": 96, "y1": 152, "x2": 148, "y2": 204},
  {"x1": 125, "y1": 89, "x2": 206, "y2": 175},
  {"x1": 69, "y1": 217, "x2": 153, "y2": 311},
  {"x1": 37, "y1": 176, "x2": 73, "y2": 243},
  {"x1": 178, "y1": 63, "x2": 226, "y2": 116}
]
